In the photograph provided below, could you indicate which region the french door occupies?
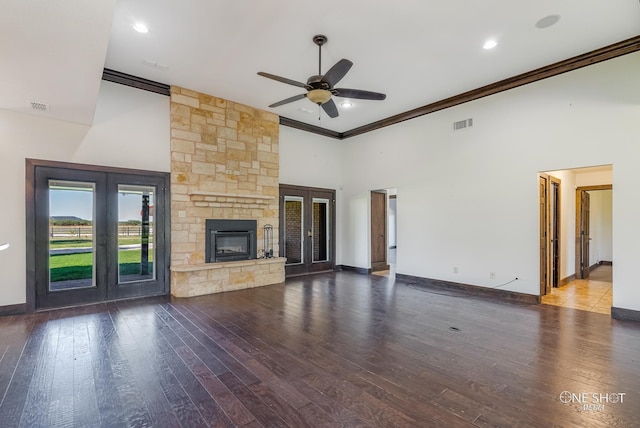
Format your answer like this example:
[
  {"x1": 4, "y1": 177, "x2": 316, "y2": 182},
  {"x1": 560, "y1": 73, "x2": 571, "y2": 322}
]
[
  {"x1": 27, "y1": 160, "x2": 169, "y2": 310},
  {"x1": 279, "y1": 184, "x2": 335, "y2": 277}
]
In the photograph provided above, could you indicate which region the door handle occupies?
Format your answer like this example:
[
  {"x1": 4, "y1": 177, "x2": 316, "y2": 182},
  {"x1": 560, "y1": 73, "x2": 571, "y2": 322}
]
[{"x1": 307, "y1": 230, "x2": 312, "y2": 238}]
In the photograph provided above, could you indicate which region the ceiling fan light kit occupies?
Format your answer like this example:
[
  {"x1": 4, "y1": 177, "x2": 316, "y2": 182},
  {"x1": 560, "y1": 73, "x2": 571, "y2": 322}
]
[
  {"x1": 307, "y1": 89, "x2": 332, "y2": 105},
  {"x1": 258, "y1": 34, "x2": 386, "y2": 118}
]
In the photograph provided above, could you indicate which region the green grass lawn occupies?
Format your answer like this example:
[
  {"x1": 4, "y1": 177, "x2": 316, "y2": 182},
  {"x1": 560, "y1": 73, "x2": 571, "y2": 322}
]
[
  {"x1": 50, "y1": 249, "x2": 154, "y2": 282},
  {"x1": 49, "y1": 237, "x2": 153, "y2": 249}
]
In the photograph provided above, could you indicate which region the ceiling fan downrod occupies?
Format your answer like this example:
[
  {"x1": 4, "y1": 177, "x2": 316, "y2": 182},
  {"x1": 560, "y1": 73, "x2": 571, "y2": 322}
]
[{"x1": 313, "y1": 35, "x2": 327, "y2": 76}]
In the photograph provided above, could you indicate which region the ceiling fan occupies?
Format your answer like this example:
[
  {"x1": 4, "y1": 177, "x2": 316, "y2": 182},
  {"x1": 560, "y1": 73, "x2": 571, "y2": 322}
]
[{"x1": 257, "y1": 35, "x2": 386, "y2": 118}]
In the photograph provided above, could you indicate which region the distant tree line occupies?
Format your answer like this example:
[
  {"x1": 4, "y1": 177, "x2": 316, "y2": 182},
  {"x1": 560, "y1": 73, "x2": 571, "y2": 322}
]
[{"x1": 50, "y1": 219, "x2": 91, "y2": 226}]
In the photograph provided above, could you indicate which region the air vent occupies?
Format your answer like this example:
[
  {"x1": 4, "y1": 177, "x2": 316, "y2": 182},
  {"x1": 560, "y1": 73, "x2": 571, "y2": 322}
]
[
  {"x1": 30, "y1": 102, "x2": 49, "y2": 112},
  {"x1": 142, "y1": 58, "x2": 169, "y2": 71},
  {"x1": 453, "y1": 118, "x2": 473, "y2": 131}
]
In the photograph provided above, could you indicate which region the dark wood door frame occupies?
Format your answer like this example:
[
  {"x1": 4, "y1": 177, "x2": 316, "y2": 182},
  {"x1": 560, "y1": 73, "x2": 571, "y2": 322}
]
[
  {"x1": 550, "y1": 178, "x2": 561, "y2": 288},
  {"x1": 371, "y1": 190, "x2": 388, "y2": 272},
  {"x1": 539, "y1": 175, "x2": 549, "y2": 295},
  {"x1": 26, "y1": 159, "x2": 171, "y2": 312},
  {"x1": 575, "y1": 184, "x2": 612, "y2": 280},
  {"x1": 539, "y1": 174, "x2": 561, "y2": 295}
]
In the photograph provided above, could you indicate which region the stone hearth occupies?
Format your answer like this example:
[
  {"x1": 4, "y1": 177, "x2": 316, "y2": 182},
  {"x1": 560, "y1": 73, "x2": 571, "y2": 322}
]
[{"x1": 169, "y1": 86, "x2": 284, "y2": 297}]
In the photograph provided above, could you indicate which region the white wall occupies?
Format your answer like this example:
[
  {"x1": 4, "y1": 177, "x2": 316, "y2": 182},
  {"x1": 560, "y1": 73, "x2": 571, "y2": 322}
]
[
  {"x1": 279, "y1": 126, "x2": 344, "y2": 262},
  {"x1": 332, "y1": 52, "x2": 640, "y2": 312},
  {"x1": 589, "y1": 190, "x2": 613, "y2": 265},
  {"x1": 0, "y1": 81, "x2": 169, "y2": 306}
]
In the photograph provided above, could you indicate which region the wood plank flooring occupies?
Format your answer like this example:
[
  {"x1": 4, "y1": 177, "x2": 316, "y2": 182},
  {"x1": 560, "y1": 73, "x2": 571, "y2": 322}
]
[{"x1": 0, "y1": 271, "x2": 639, "y2": 427}]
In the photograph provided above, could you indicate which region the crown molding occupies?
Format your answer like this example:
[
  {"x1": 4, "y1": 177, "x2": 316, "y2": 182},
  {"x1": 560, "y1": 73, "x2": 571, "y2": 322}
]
[
  {"x1": 102, "y1": 35, "x2": 640, "y2": 140},
  {"x1": 102, "y1": 69, "x2": 170, "y2": 96}
]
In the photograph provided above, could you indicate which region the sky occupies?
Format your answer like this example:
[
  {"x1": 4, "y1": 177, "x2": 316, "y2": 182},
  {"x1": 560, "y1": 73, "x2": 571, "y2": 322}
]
[{"x1": 50, "y1": 189, "x2": 154, "y2": 222}]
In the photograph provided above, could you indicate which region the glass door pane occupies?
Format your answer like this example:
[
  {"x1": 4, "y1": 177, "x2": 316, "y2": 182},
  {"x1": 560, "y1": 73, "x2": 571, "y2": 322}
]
[
  {"x1": 312, "y1": 198, "x2": 330, "y2": 262},
  {"x1": 48, "y1": 180, "x2": 96, "y2": 291},
  {"x1": 118, "y1": 185, "x2": 156, "y2": 283},
  {"x1": 284, "y1": 196, "x2": 304, "y2": 265}
]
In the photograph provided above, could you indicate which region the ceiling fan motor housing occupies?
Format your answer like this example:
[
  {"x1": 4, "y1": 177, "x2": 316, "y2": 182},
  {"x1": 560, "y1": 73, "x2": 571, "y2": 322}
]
[{"x1": 306, "y1": 75, "x2": 330, "y2": 90}]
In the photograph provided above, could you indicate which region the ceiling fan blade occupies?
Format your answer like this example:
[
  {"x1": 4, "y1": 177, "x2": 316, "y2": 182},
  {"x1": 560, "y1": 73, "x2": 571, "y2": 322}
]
[
  {"x1": 268, "y1": 93, "x2": 307, "y2": 108},
  {"x1": 321, "y1": 99, "x2": 339, "y2": 118},
  {"x1": 258, "y1": 72, "x2": 308, "y2": 89},
  {"x1": 322, "y1": 59, "x2": 353, "y2": 87},
  {"x1": 332, "y1": 88, "x2": 386, "y2": 100}
]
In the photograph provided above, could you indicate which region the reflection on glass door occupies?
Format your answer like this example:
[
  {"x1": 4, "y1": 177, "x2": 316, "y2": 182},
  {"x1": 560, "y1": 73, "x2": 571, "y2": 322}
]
[
  {"x1": 284, "y1": 196, "x2": 304, "y2": 265},
  {"x1": 312, "y1": 198, "x2": 329, "y2": 262},
  {"x1": 48, "y1": 180, "x2": 96, "y2": 291},
  {"x1": 118, "y1": 185, "x2": 155, "y2": 283}
]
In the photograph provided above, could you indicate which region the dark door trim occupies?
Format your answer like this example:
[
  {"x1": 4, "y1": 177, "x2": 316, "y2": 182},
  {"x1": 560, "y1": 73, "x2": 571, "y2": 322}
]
[{"x1": 25, "y1": 159, "x2": 171, "y2": 312}]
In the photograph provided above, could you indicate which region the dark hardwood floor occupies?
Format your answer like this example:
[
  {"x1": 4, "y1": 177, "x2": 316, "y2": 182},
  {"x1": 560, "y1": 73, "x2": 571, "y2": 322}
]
[{"x1": 0, "y1": 271, "x2": 638, "y2": 427}]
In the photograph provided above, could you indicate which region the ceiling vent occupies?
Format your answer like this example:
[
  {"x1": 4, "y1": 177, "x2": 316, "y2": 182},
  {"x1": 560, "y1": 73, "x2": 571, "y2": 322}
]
[
  {"x1": 453, "y1": 118, "x2": 473, "y2": 131},
  {"x1": 30, "y1": 102, "x2": 49, "y2": 112}
]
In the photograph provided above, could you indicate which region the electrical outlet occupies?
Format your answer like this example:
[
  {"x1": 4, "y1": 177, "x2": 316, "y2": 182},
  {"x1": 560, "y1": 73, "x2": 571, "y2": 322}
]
[
  {"x1": 489, "y1": 272, "x2": 496, "y2": 279},
  {"x1": 453, "y1": 266, "x2": 459, "y2": 274}
]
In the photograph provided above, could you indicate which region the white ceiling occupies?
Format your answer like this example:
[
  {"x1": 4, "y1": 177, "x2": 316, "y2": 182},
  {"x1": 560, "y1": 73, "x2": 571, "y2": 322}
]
[{"x1": 2, "y1": 1, "x2": 639, "y2": 132}]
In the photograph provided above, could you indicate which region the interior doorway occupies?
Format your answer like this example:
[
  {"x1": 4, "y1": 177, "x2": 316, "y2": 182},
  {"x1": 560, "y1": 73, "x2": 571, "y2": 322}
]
[
  {"x1": 370, "y1": 190, "x2": 388, "y2": 272},
  {"x1": 575, "y1": 185, "x2": 612, "y2": 279},
  {"x1": 388, "y1": 193, "x2": 397, "y2": 271},
  {"x1": 370, "y1": 188, "x2": 397, "y2": 276},
  {"x1": 539, "y1": 166, "x2": 613, "y2": 314}
]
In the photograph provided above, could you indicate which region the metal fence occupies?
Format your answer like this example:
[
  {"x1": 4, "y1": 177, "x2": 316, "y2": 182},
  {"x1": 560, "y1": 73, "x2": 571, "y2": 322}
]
[{"x1": 49, "y1": 226, "x2": 154, "y2": 238}]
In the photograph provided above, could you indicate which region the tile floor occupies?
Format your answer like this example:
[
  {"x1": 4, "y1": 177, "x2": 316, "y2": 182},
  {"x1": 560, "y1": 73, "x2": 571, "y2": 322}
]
[{"x1": 541, "y1": 265, "x2": 612, "y2": 314}]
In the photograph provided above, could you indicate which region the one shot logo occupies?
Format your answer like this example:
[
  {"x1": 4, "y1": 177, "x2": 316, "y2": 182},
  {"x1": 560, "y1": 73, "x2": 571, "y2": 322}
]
[{"x1": 559, "y1": 391, "x2": 626, "y2": 412}]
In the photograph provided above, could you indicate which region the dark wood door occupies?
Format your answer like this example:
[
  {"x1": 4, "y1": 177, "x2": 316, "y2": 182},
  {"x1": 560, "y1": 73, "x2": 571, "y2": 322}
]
[
  {"x1": 539, "y1": 176, "x2": 548, "y2": 295},
  {"x1": 279, "y1": 184, "x2": 335, "y2": 277},
  {"x1": 551, "y1": 181, "x2": 560, "y2": 287},
  {"x1": 29, "y1": 162, "x2": 169, "y2": 310},
  {"x1": 371, "y1": 191, "x2": 388, "y2": 272},
  {"x1": 580, "y1": 191, "x2": 591, "y2": 279}
]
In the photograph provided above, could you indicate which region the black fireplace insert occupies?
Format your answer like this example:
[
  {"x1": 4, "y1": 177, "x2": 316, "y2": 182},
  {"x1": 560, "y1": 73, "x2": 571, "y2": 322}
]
[{"x1": 205, "y1": 219, "x2": 257, "y2": 262}]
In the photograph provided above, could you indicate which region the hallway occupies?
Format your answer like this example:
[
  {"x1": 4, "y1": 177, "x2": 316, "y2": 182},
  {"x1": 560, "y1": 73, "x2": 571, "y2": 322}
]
[{"x1": 541, "y1": 265, "x2": 612, "y2": 314}]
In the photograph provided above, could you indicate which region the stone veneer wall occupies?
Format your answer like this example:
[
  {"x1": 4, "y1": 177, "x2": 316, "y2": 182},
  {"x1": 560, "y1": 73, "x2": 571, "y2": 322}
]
[{"x1": 169, "y1": 86, "x2": 284, "y2": 296}]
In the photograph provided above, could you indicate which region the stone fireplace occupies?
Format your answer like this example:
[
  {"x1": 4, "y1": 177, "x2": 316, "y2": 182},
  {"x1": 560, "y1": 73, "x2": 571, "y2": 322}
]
[
  {"x1": 205, "y1": 219, "x2": 257, "y2": 263},
  {"x1": 169, "y1": 86, "x2": 285, "y2": 297}
]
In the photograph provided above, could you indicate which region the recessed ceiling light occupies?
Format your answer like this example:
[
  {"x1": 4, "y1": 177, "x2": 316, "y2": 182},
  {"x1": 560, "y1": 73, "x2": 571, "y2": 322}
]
[
  {"x1": 483, "y1": 39, "x2": 498, "y2": 50},
  {"x1": 341, "y1": 101, "x2": 352, "y2": 108},
  {"x1": 536, "y1": 14, "x2": 561, "y2": 29},
  {"x1": 133, "y1": 22, "x2": 149, "y2": 33}
]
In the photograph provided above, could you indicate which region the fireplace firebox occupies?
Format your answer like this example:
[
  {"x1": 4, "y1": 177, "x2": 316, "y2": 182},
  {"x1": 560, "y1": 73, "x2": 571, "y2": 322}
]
[{"x1": 205, "y1": 219, "x2": 257, "y2": 262}]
